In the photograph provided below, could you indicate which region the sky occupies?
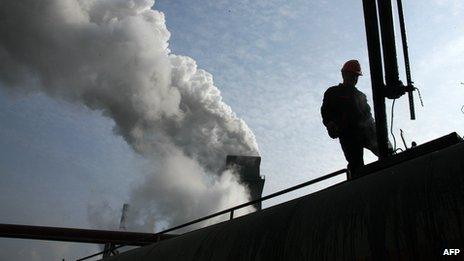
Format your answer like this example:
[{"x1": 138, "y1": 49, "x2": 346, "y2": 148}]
[{"x1": 0, "y1": 0, "x2": 463, "y2": 260}]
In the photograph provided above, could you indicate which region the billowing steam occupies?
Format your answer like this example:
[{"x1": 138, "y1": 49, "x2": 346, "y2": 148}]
[{"x1": 0, "y1": 0, "x2": 259, "y2": 230}]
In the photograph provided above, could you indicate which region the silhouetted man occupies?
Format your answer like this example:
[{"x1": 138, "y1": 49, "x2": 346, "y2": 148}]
[{"x1": 321, "y1": 60, "x2": 378, "y2": 174}]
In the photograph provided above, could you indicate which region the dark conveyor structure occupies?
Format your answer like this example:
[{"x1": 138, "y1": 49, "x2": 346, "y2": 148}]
[{"x1": 99, "y1": 133, "x2": 464, "y2": 260}]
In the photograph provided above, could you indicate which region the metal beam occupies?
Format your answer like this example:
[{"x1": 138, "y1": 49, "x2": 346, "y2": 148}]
[
  {"x1": 378, "y1": 0, "x2": 400, "y2": 89},
  {"x1": 362, "y1": 0, "x2": 390, "y2": 159},
  {"x1": 0, "y1": 223, "x2": 175, "y2": 246},
  {"x1": 397, "y1": 0, "x2": 416, "y2": 120}
]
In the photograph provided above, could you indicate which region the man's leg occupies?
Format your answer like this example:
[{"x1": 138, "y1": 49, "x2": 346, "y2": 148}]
[
  {"x1": 365, "y1": 135, "x2": 380, "y2": 156},
  {"x1": 363, "y1": 124, "x2": 380, "y2": 156},
  {"x1": 364, "y1": 133, "x2": 393, "y2": 157},
  {"x1": 339, "y1": 136, "x2": 364, "y2": 175},
  {"x1": 363, "y1": 124, "x2": 393, "y2": 157}
]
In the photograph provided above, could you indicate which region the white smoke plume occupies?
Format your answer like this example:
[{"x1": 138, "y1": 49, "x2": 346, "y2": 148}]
[{"x1": 0, "y1": 0, "x2": 259, "y2": 230}]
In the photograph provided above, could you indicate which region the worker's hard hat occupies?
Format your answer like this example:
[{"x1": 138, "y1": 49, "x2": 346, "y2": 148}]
[{"x1": 341, "y1": 60, "x2": 363, "y2": 76}]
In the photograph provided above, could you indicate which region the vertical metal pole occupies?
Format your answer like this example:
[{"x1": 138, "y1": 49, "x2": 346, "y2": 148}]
[
  {"x1": 362, "y1": 0, "x2": 390, "y2": 159},
  {"x1": 230, "y1": 210, "x2": 234, "y2": 220},
  {"x1": 397, "y1": 0, "x2": 416, "y2": 120},
  {"x1": 377, "y1": 0, "x2": 400, "y2": 89},
  {"x1": 364, "y1": 7, "x2": 391, "y2": 257},
  {"x1": 102, "y1": 243, "x2": 112, "y2": 258}
]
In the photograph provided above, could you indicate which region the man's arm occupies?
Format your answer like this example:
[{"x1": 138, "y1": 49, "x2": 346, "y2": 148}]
[
  {"x1": 321, "y1": 89, "x2": 335, "y2": 126},
  {"x1": 321, "y1": 88, "x2": 339, "y2": 138}
]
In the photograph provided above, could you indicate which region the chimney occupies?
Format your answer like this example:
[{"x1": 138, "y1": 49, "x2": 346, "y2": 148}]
[
  {"x1": 226, "y1": 155, "x2": 265, "y2": 210},
  {"x1": 119, "y1": 203, "x2": 129, "y2": 230}
]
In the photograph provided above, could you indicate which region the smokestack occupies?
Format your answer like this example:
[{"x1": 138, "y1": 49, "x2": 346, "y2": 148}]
[
  {"x1": 226, "y1": 156, "x2": 265, "y2": 210},
  {"x1": 119, "y1": 204, "x2": 129, "y2": 231},
  {"x1": 103, "y1": 203, "x2": 130, "y2": 257}
]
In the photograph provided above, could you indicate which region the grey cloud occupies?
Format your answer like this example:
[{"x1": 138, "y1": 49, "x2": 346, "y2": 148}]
[{"x1": 0, "y1": 0, "x2": 257, "y2": 231}]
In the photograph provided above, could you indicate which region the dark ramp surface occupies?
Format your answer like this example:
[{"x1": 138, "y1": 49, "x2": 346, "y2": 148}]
[{"x1": 104, "y1": 141, "x2": 464, "y2": 260}]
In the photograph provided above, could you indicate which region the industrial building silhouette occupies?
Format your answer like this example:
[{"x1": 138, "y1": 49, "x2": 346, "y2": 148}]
[{"x1": 98, "y1": 133, "x2": 464, "y2": 260}]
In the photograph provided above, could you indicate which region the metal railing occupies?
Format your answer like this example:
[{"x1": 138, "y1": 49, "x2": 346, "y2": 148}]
[{"x1": 77, "y1": 168, "x2": 347, "y2": 260}]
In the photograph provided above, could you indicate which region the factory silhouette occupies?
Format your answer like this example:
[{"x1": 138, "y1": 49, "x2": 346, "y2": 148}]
[{"x1": 1, "y1": 0, "x2": 464, "y2": 260}]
